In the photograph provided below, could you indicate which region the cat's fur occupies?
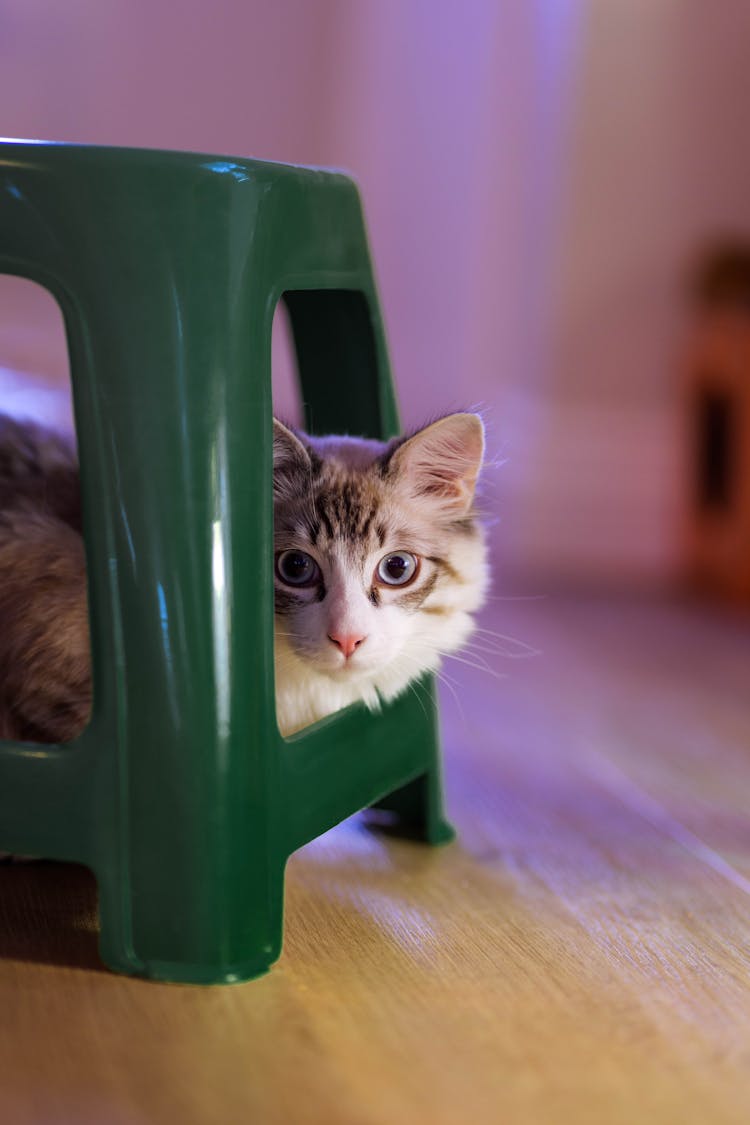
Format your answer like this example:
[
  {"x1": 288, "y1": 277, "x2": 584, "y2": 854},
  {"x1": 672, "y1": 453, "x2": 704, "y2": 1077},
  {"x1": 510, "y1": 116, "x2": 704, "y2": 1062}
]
[
  {"x1": 0, "y1": 415, "x2": 90, "y2": 743},
  {"x1": 0, "y1": 412, "x2": 487, "y2": 742}
]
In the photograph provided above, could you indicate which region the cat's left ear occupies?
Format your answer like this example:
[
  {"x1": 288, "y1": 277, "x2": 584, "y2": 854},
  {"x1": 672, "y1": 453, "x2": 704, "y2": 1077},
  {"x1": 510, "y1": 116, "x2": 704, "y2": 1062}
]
[
  {"x1": 273, "y1": 418, "x2": 311, "y2": 501},
  {"x1": 388, "y1": 413, "x2": 484, "y2": 514}
]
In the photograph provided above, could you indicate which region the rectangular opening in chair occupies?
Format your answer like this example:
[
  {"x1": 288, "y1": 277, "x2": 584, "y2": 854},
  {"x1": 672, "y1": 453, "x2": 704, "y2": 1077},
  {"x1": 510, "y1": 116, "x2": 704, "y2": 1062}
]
[
  {"x1": 270, "y1": 288, "x2": 385, "y2": 738},
  {"x1": 0, "y1": 275, "x2": 91, "y2": 745},
  {"x1": 277, "y1": 289, "x2": 383, "y2": 438}
]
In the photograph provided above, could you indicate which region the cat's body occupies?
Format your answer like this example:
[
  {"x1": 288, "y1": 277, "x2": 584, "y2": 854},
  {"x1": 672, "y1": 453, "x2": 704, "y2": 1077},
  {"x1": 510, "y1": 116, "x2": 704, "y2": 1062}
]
[
  {"x1": 0, "y1": 412, "x2": 487, "y2": 742},
  {"x1": 0, "y1": 415, "x2": 90, "y2": 743}
]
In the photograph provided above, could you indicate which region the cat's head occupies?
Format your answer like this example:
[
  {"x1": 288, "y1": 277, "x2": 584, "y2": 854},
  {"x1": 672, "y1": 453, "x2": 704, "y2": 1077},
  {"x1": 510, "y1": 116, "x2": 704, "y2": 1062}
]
[{"x1": 272, "y1": 413, "x2": 488, "y2": 704}]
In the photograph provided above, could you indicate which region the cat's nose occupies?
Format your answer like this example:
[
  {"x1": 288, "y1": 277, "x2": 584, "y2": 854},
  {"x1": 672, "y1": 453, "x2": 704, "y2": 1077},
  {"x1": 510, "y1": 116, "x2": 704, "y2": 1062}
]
[{"x1": 327, "y1": 632, "x2": 367, "y2": 659}]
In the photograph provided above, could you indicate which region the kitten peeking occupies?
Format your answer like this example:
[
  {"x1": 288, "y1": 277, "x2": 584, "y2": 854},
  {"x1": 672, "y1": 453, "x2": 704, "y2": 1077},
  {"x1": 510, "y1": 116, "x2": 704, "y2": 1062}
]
[
  {"x1": 273, "y1": 413, "x2": 488, "y2": 735},
  {"x1": 0, "y1": 412, "x2": 487, "y2": 743}
]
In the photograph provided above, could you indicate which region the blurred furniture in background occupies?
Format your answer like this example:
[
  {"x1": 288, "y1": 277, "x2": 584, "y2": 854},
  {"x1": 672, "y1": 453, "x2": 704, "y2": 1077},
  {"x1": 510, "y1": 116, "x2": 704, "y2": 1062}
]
[{"x1": 684, "y1": 244, "x2": 750, "y2": 603}]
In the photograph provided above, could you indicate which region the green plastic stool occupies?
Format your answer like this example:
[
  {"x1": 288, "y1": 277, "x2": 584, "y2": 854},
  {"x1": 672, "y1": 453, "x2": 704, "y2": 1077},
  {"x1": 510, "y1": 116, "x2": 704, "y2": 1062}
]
[{"x1": 0, "y1": 141, "x2": 454, "y2": 984}]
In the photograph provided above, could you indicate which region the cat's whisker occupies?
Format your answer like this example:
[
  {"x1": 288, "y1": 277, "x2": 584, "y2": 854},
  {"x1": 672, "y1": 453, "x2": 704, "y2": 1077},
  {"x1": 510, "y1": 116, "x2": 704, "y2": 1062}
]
[
  {"x1": 432, "y1": 663, "x2": 460, "y2": 686},
  {"x1": 474, "y1": 625, "x2": 537, "y2": 643},
  {"x1": 439, "y1": 645, "x2": 493, "y2": 670},
  {"x1": 482, "y1": 593, "x2": 547, "y2": 603},
  {"x1": 385, "y1": 659, "x2": 433, "y2": 719},
  {"x1": 438, "y1": 652, "x2": 509, "y2": 680},
  {"x1": 431, "y1": 668, "x2": 466, "y2": 722},
  {"x1": 471, "y1": 628, "x2": 541, "y2": 657},
  {"x1": 390, "y1": 656, "x2": 464, "y2": 719},
  {"x1": 406, "y1": 680, "x2": 430, "y2": 723},
  {"x1": 462, "y1": 639, "x2": 538, "y2": 660},
  {"x1": 403, "y1": 641, "x2": 507, "y2": 682}
]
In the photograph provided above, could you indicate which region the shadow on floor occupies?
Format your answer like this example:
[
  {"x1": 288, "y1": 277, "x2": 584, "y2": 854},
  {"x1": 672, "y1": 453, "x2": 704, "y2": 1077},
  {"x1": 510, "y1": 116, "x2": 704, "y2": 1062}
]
[{"x1": 0, "y1": 861, "x2": 105, "y2": 972}]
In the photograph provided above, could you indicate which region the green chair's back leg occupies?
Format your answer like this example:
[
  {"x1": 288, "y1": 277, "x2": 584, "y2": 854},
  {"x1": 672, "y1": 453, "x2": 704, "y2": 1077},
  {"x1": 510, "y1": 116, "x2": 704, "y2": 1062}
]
[{"x1": 282, "y1": 288, "x2": 453, "y2": 844}]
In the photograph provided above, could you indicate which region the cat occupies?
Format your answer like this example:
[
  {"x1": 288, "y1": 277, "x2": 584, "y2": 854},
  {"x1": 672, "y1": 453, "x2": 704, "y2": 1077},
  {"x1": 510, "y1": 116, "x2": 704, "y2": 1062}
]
[{"x1": 0, "y1": 411, "x2": 487, "y2": 743}]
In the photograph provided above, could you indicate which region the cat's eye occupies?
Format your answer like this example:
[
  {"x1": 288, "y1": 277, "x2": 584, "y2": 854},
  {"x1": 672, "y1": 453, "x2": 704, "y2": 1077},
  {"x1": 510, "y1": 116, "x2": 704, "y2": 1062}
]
[
  {"x1": 376, "y1": 552, "x2": 419, "y2": 587},
  {"x1": 275, "y1": 550, "x2": 320, "y2": 587}
]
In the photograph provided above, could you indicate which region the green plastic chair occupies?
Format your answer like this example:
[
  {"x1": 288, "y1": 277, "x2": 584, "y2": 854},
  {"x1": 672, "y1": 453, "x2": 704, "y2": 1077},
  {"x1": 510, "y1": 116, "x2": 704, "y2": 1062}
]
[{"x1": 0, "y1": 141, "x2": 454, "y2": 983}]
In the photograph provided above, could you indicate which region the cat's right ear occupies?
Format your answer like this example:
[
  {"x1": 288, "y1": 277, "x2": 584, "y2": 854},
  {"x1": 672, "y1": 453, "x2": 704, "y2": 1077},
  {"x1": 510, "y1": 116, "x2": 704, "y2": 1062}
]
[
  {"x1": 387, "y1": 413, "x2": 485, "y2": 515},
  {"x1": 273, "y1": 419, "x2": 311, "y2": 501}
]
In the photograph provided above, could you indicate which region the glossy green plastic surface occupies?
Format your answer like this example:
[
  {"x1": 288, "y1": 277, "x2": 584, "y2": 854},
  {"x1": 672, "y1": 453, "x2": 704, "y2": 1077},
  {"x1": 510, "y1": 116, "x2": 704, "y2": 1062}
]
[{"x1": 0, "y1": 141, "x2": 454, "y2": 984}]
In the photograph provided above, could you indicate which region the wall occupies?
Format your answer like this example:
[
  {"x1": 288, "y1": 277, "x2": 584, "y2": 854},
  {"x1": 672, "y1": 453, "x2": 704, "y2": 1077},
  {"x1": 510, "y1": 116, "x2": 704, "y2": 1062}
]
[{"x1": 2, "y1": 0, "x2": 750, "y2": 588}]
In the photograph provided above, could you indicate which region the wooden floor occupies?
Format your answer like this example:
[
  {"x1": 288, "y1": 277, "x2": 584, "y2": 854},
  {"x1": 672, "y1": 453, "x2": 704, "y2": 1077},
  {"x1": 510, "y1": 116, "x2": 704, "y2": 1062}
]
[{"x1": 1, "y1": 594, "x2": 750, "y2": 1124}]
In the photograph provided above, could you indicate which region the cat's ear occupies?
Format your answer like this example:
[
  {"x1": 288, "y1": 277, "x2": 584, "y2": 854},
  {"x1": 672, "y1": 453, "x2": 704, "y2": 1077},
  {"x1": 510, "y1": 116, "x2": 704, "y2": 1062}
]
[
  {"x1": 273, "y1": 419, "x2": 311, "y2": 500},
  {"x1": 389, "y1": 413, "x2": 484, "y2": 514}
]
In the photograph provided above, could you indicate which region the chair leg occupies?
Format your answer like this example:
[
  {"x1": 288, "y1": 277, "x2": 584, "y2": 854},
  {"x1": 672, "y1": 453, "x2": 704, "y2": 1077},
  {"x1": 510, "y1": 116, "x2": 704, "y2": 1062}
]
[
  {"x1": 369, "y1": 768, "x2": 455, "y2": 845},
  {"x1": 96, "y1": 859, "x2": 286, "y2": 985},
  {"x1": 96, "y1": 864, "x2": 141, "y2": 978}
]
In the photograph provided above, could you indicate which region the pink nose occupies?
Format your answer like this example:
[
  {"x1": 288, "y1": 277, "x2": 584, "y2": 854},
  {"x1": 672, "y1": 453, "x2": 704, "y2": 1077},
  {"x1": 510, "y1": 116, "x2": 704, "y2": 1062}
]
[{"x1": 328, "y1": 632, "x2": 367, "y2": 659}]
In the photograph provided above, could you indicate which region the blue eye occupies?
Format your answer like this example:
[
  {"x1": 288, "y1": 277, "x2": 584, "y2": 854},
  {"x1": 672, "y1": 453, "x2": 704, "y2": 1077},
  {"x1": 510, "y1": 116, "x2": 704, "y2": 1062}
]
[
  {"x1": 376, "y1": 552, "x2": 418, "y2": 587},
  {"x1": 276, "y1": 550, "x2": 320, "y2": 587}
]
